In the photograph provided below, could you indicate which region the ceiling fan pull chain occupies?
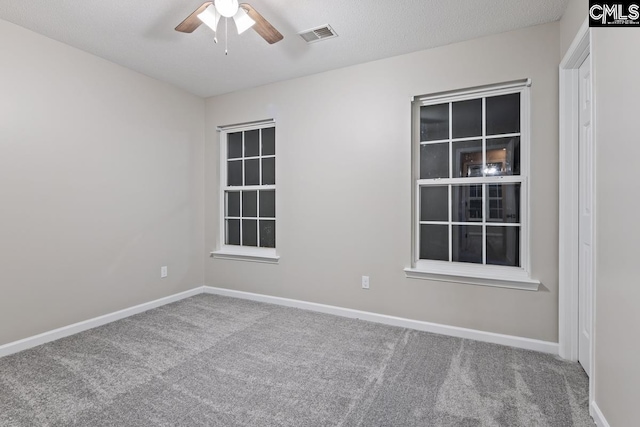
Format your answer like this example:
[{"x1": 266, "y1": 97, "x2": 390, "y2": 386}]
[{"x1": 225, "y1": 18, "x2": 228, "y2": 55}]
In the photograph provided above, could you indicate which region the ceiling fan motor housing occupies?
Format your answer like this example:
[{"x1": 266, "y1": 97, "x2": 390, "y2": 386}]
[{"x1": 215, "y1": 0, "x2": 239, "y2": 18}]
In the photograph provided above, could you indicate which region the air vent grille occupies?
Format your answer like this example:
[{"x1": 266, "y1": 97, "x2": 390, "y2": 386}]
[{"x1": 298, "y1": 25, "x2": 338, "y2": 43}]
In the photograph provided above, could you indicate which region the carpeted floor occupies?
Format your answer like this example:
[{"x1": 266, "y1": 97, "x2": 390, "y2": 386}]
[{"x1": 0, "y1": 294, "x2": 593, "y2": 426}]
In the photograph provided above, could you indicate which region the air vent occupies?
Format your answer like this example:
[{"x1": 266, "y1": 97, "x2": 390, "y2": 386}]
[{"x1": 298, "y1": 25, "x2": 338, "y2": 43}]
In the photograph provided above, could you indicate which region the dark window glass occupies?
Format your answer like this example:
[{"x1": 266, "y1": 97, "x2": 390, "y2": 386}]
[
  {"x1": 242, "y1": 219, "x2": 258, "y2": 246},
  {"x1": 419, "y1": 224, "x2": 449, "y2": 261},
  {"x1": 452, "y1": 185, "x2": 483, "y2": 222},
  {"x1": 259, "y1": 220, "x2": 276, "y2": 248},
  {"x1": 420, "y1": 104, "x2": 449, "y2": 141},
  {"x1": 486, "y1": 137, "x2": 520, "y2": 176},
  {"x1": 452, "y1": 139, "x2": 482, "y2": 178},
  {"x1": 420, "y1": 143, "x2": 449, "y2": 179},
  {"x1": 420, "y1": 186, "x2": 448, "y2": 221},
  {"x1": 226, "y1": 219, "x2": 240, "y2": 245},
  {"x1": 452, "y1": 225, "x2": 482, "y2": 264},
  {"x1": 262, "y1": 158, "x2": 275, "y2": 185},
  {"x1": 486, "y1": 226, "x2": 520, "y2": 266},
  {"x1": 259, "y1": 190, "x2": 275, "y2": 218},
  {"x1": 228, "y1": 132, "x2": 242, "y2": 159},
  {"x1": 226, "y1": 191, "x2": 240, "y2": 217},
  {"x1": 228, "y1": 160, "x2": 242, "y2": 186},
  {"x1": 244, "y1": 130, "x2": 259, "y2": 157},
  {"x1": 452, "y1": 99, "x2": 482, "y2": 138},
  {"x1": 486, "y1": 93, "x2": 520, "y2": 135},
  {"x1": 242, "y1": 191, "x2": 257, "y2": 217},
  {"x1": 262, "y1": 127, "x2": 275, "y2": 155},
  {"x1": 244, "y1": 159, "x2": 260, "y2": 185}
]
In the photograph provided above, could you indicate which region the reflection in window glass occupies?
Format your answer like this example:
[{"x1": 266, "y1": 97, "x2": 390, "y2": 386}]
[
  {"x1": 486, "y1": 137, "x2": 520, "y2": 176},
  {"x1": 487, "y1": 184, "x2": 520, "y2": 223},
  {"x1": 452, "y1": 140, "x2": 482, "y2": 178},
  {"x1": 486, "y1": 226, "x2": 520, "y2": 266},
  {"x1": 452, "y1": 185, "x2": 483, "y2": 222},
  {"x1": 452, "y1": 225, "x2": 482, "y2": 264}
]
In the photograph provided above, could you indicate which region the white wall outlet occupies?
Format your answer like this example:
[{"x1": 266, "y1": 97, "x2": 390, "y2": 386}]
[
  {"x1": 361, "y1": 275, "x2": 370, "y2": 289},
  {"x1": 161, "y1": 266, "x2": 168, "y2": 278}
]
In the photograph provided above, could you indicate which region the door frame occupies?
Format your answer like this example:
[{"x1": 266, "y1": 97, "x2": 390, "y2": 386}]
[{"x1": 558, "y1": 17, "x2": 595, "y2": 402}]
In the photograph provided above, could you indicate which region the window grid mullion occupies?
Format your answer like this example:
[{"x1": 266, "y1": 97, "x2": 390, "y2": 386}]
[
  {"x1": 241, "y1": 132, "x2": 246, "y2": 187},
  {"x1": 259, "y1": 130, "x2": 263, "y2": 185},
  {"x1": 448, "y1": 184, "x2": 452, "y2": 262},
  {"x1": 482, "y1": 184, "x2": 487, "y2": 265},
  {"x1": 239, "y1": 190, "x2": 244, "y2": 246},
  {"x1": 449, "y1": 102, "x2": 453, "y2": 180},
  {"x1": 448, "y1": 102, "x2": 453, "y2": 262},
  {"x1": 256, "y1": 190, "x2": 261, "y2": 247},
  {"x1": 482, "y1": 97, "x2": 487, "y2": 265},
  {"x1": 415, "y1": 181, "x2": 421, "y2": 263},
  {"x1": 420, "y1": 132, "x2": 522, "y2": 145}
]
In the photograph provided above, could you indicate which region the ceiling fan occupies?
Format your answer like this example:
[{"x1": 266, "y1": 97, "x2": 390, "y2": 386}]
[{"x1": 175, "y1": 0, "x2": 283, "y2": 49}]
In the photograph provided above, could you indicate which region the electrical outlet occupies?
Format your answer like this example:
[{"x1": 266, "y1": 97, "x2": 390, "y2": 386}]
[
  {"x1": 161, "y1": 266, "x2": 168, "y2": 278},
  {"x1": 361, "y1": 275, "x2": 370, "y2": 289}
]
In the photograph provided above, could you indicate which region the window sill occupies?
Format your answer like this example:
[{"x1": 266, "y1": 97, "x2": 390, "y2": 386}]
[
  {"x1": 210, "y1": 247, "x2": 279, "y2": 264},
  {"x1": 404, "y1": 265, "x2": 539, "y2": 291}
]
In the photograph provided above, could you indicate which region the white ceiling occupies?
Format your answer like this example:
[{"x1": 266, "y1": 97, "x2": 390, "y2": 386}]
[{"x1": 0, "y1": 1, "x2": 569, "y2": 98}]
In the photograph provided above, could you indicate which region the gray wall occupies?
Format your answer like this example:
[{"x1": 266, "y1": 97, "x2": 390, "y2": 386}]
[
  {"x1": 560, "y1": 0, "x2": 588, "y2": 59},
  {"x1": 592, "y1": 28, "x2": 640, "y2": 427},
  {"x1": 205, "y1": 22, "x2": 561, "y2": 342},
  {"x1": 0, "y1": 19, "x2": 205, "y2": 346}
]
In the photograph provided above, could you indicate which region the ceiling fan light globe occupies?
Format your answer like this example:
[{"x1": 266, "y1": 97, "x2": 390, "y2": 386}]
[
  {"x1": 233, "y1": 8, "x2": 256, "y2": 34},
  {"x1": 197, "y1": 5, "x2": 221, "y2": 33},
  {"x1": 215, "y1": 0, "x2": 239, "y2": 18}
]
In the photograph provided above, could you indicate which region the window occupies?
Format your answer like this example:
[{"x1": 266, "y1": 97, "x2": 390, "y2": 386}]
[
  {"x1": 406, "y1": 80, "x2": 538, "y2": 290},
  {"x1": 212, "y1": 120, "x2": 279, "y2": 263}
]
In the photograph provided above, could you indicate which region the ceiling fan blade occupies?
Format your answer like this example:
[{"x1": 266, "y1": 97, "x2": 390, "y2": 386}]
[
  {"x1": 239, "y1": 3, "x2": 283, "y2": 44},
  {"x1": 175, "y1": 1, "x2": 213, "y2": 33}
]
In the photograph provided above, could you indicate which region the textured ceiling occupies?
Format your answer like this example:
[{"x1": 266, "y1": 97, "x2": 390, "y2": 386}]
[{"x1": 0, "y1": 1, "x2": 569, "y2": 98}]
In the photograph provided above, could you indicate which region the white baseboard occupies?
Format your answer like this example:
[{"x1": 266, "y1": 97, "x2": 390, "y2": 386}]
[
  {"x1": 0, "y1": 286, "x2": 205, "y2": 358},
  {"x1": 203, "y1": 286, "x2": 559, "y2": 354},
  {"x1": 590, "y1": 401, "x2": 611, "y2": 427},
  {"x1": 0, "y1": 285, "x2": 559, "y2": 359}
]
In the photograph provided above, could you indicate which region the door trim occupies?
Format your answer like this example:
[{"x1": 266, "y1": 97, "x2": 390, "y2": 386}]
[{"x1": 558, "y1": 17, "x2": 595, "y2": 403}]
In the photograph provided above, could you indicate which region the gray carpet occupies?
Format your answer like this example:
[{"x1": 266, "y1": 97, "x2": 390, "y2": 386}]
[{"x1": 0, "y1": 294, "x2": 593, "y2": 426}]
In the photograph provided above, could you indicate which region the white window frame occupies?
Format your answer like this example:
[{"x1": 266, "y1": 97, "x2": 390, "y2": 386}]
[
  {"x1": 404, "y1": 80, "x2": 539, "y2": 291},
  {"x1": 210, "y1": 119, "x2": 279, "y2": 264}
]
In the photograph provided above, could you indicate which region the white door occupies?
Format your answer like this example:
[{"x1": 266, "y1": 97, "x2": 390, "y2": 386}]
[{"x1": 578, "y1": 54, "x2": 593, "y2": 376}]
